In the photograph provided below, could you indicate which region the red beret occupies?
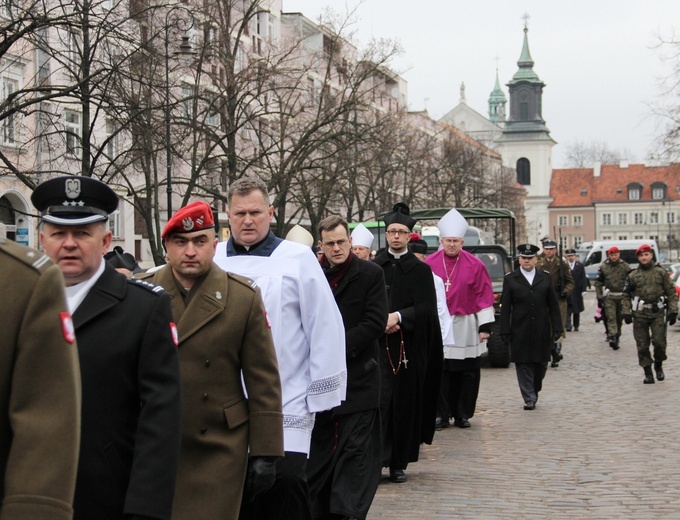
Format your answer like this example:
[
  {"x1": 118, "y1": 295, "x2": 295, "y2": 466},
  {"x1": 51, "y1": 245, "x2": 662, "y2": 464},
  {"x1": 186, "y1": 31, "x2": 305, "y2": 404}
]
[
  {"x1": 162, "y1": 201, "x2": 215, "y2": 238},
  {"x1": 635, "y1": 244, "x2": 652, "y2": 256},
  {"x1": 607, "y1": 246, "x2": 620, "y2": 254}
]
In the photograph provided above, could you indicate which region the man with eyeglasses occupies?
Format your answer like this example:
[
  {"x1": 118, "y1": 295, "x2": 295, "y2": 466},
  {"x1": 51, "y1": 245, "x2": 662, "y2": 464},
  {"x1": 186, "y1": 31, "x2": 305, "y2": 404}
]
[
  {"x1": 307, "y1": 216, "x2": 387, "y2": 520},
  {"x1": 425, "y1": 208, "x2": 494, "y2": 429},
  {"x1": 373, "y1": 203, "x2": 442, "y2": 484}
]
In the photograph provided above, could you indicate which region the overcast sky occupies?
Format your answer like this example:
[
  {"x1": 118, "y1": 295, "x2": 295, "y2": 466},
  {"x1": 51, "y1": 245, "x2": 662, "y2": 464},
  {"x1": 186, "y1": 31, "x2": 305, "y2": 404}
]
[{"x1": 283, "y1": 0, "x2": 680, "y2": 168}]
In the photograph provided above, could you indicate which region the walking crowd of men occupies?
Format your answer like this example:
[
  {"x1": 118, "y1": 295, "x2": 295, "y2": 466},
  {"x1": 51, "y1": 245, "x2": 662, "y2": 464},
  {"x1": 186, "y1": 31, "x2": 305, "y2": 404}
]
[{"x1": 1, "y1": 174, "x2": 678, "y2": 520}]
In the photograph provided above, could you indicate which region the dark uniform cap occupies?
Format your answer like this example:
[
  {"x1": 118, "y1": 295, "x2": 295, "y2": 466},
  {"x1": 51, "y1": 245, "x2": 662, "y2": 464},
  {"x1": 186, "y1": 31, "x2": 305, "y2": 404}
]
[
  {"x1": 542, "y1": 240, "x2": 557, "y2": 249},
  {"x1": 409, "y1": 239, "x2": 428, "y2": 254},
  {"x1": 565, "y1": 248, "x2": 576, "y2": 255},
  {"x1": 384, "y1": 202, "x2": 416, "y2": 231},
  {"x1": 32, "y1": 175, "x2": 118, "y2": 226},
  {"x1": 517, "y1": 243, "x2": 540, "y2": 257}
]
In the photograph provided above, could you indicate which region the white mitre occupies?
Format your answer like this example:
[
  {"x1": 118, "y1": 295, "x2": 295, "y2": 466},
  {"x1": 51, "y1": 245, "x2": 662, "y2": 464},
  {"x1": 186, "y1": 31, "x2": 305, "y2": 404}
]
[
  {"x1": 350, "y1": 223, "x2": 374, "y2": 249},
  {"x1": 438, "y1": 208, "x2": 468, "y2": 239},
  {"x1": 285, "y1": 224, "x2": 314, "y2": 247}
]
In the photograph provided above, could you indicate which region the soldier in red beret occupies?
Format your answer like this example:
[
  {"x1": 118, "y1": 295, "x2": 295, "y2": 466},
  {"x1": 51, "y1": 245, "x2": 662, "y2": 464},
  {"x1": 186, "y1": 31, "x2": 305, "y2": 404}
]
[{"x1": 140, "y1": 200, "x2": 284, "y2": 520}]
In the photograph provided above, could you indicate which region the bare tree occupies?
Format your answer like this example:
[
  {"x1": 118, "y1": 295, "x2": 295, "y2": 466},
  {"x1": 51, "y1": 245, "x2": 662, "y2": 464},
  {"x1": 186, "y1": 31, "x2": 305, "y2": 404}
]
[{"x1": 564, "y1": 139, "x2": 628, "y2": 168}]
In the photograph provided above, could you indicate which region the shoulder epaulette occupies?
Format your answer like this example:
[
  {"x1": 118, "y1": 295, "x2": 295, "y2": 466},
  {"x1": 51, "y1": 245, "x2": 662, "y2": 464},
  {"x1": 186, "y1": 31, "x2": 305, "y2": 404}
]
[
  {"x1": 0, "y1": 240, "x2": 53, "y2": 272},
  {"x1": 128, "y1": 277, "x2": 166, "y2": 294},
  {"x1": 227, "y1": 271, "x2": 258, "y2": 291}
]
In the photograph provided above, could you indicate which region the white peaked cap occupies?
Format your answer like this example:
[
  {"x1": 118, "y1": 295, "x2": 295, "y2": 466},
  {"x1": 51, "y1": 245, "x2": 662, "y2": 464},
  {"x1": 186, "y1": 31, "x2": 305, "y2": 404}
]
[
  {"x1": 438, "y1": 208, "x2": 468, "y2": 239},
  {"x1": 285, "y1": 224, "x2": 314, "y2": 247},
  {"x1": 351, "y1": 223, "x2": 374, "y2": 249}
]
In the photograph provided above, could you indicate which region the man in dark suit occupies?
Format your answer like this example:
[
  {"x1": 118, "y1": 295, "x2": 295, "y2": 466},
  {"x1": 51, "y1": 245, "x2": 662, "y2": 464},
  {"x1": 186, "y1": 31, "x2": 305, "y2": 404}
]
[
  {"x1": 500, "y1": 244, "x2": 563, "y2": 410},
  {"x1": 308, "y1": 216, "x2": 388, "y2": 520},
  {"x1": 32, "y1": 176, "x2": 183, "y2": 520},
  {"x1": 565, "y1": 248, "x2": 588, "y2": 331}
]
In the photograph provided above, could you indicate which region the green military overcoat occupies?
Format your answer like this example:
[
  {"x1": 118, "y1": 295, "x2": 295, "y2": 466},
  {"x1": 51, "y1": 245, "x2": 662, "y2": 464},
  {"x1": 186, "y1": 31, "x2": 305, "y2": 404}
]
[
  {"x1": 0, "y1": 240, "x2": 81, "y2": 520},
  {"x1": 144, "y1": 263, "x2": 284, "y2": 520}
]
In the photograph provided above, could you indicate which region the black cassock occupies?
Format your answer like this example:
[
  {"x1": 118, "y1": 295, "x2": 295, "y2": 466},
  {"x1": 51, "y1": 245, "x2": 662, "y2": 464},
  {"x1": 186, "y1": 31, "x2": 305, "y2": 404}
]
[{"x1": 374, "y1": 250, "x2": 442, "y2": 471}]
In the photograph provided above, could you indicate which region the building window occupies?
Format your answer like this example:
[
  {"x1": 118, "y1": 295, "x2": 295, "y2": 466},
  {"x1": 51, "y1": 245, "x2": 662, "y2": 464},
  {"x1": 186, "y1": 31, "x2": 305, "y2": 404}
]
[
  {"x1": 618, "y1": 213, "x2": 628, "y2": 225},
  {"x1": 618, "y1": 235, "x2": 628, "y2": 240},
  {"x1": 560, "y1": 236, "x2": 568, "y2": 249},
  {"x1": 634, "y1": 212, "x2": 644, "y2": 225},
  {"x1": 573, "y1": 236, "x2": 583, "y2": 247},
  {"x1": 1, "y1": 77, "x2": 18, "y2": 146},
  {"x1": 517, "y1": 158, "x2": 530, "y2": 185},
  {"x1": 628, "y1": 185, "x2": 641, "y2": 200},
  {"x1": 205, "y1": 94, "x2": 220, "y2": 127},
  {"x1": 105, "y1": 119, "x2": 118, "y2": 160},
  {"x1": 558, "y1": 215, "x2": 568, "y2": 227},
  {"x1": 581, "y1": 188, "x2": 587, "y2": 196},
  {"x1": 109, "y1": 209, "x2": 122, "y2": 239},
  {"x1": 652, "y1": 182, "x2": 667, "y2": 200},
  {"x1": 634, "y1": 235, "x2": 644, "y2": 240},
  {"x1": 602, "y1": 213, "x2": 611, "y2": 226},
  {"x1": 650, "y1": 234, "x2": 659, "y2": 242},
  {"x1": 64, "y1": 110, "x2": 81, "y2": 156},
  {"x1": 601, "y1": 234, "x2": 613, "y2": 240},
  {"x1": 650, "y1": 212, "x2": 659, "y2": 224},
  {"x1": 667, "y1": 212, "x2": 676, "y2": 224},
  {"x1": 182, "y1": 84, "x2": 194, "y2": 118},
  {"x1": 66, "y1": 29, "x2": 81, "y2": 77},
  {"x1": 573, "y1": 215, "x2": 582, "y2": 227}
]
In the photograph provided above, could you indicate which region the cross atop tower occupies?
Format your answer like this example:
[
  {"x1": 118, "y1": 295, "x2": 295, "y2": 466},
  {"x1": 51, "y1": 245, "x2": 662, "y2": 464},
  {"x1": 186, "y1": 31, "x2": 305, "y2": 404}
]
[{"x1": 521, "y1": 12, "x2": 530, "y2": 29}]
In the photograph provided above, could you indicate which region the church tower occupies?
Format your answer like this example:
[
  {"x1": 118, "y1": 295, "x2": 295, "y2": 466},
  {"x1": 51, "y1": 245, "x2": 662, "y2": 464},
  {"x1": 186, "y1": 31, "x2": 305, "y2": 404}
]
[
  {"x1": 496, "y1": 18, "x2": 556, "y2": 243},
  {"x1": 488, "y1": 70, "x2": 506, "y2": 124}
]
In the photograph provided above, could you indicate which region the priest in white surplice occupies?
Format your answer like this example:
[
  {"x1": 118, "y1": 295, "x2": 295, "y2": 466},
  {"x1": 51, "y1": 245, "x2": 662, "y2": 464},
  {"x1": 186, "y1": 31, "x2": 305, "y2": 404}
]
[
  {"x1": 424, "y1": 209, "x2": 494, "y2": 429},
  {"x1": 214, "y1": 177, "x2": 346, "y2": 520}
]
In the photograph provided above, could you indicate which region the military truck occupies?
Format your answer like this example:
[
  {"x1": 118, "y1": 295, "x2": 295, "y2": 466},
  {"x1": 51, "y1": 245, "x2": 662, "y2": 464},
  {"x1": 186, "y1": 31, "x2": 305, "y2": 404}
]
[{"x1": 409, "y1": 208, "x2": 517, "y2": 368}]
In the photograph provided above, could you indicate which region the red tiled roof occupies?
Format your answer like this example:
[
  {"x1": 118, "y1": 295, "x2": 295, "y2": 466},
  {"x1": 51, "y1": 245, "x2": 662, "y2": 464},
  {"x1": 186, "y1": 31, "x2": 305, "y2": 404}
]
[{"x1": 550, "y1": 163, "x2": 680, "y2": 207}]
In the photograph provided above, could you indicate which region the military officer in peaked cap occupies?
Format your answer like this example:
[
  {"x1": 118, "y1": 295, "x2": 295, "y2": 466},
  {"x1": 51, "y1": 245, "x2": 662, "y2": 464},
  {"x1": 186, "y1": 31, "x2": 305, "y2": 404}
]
[
  {"x1": 32, "y1": 175, "x2": 183, "y2": 520},
  {"x1": 0, "y1": 238, "x2": 81, "y2": 520},
  {"x1": 500, "y1": 244, "x2": 562, "y2": 410}
]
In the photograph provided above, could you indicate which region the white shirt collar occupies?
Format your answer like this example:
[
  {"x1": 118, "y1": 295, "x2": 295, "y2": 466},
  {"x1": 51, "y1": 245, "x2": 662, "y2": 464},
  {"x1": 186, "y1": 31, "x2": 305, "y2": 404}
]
[{"x1": 64, "y1": 259, "x2": 106, "y2": 314}]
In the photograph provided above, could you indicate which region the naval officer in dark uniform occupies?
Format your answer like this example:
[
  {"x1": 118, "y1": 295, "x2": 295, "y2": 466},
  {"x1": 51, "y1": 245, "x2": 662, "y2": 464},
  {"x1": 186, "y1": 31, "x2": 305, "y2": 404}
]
[
  {"x1": 500, "y1": 244, "x2": 562, "y2": 410},
  {"x1": 32, "y1": 176, "x2": 183, "y2": 520}
]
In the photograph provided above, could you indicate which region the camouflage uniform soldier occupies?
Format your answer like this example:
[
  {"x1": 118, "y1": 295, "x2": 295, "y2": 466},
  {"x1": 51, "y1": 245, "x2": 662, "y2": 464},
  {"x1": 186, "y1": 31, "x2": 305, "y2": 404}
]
[
  {"x1": 536, "y1": 240, "x2": 574, "y2": 367},
  {"x1": 622, "y1": 244, "x2": 678, "y2": 384},
  {"x1": 594, "y1": 246, "x2": 630, "y2": 350}
]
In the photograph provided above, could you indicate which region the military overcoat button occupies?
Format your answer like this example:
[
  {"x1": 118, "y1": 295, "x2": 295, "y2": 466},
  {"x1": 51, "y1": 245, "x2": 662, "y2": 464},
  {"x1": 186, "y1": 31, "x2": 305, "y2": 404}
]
[
  {"x1": 202, "y1": 393, "x2": 209, "y2": 401},
  {"x1": 205, "y1": 360, "x2": 211, "y2": 367}
]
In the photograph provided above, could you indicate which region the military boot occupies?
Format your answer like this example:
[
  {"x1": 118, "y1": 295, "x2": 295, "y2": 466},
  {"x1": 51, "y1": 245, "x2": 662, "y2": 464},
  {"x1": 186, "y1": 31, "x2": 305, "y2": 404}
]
[
  {"x1": 643, "y1": 366, "x2": 655, "y2": 384},
  {"x1": 608, "y1": 335, "x2": 619, "y2": 350},
  {"x1": 654, "y1": 361, "x2": 665, "y2": 381}
]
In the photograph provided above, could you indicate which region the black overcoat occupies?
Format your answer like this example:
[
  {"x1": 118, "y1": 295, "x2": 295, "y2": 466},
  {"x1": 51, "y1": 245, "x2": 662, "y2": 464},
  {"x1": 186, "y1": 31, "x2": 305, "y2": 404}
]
[
  {"x1": 499, "y1": 269, "x2": 563, "y2": 363},
  {"x1": 567, "y1": 261, "x2": 588, "y2": 314},
  {"x1": 72, "y1": 264, "x2": 182, "y2": 520},
  {"x1": 373, "y1": 250, "x2": 442, "y2": 468},
  {"x1": 331, "y1": 257, "x2": 388, "y2": 415}
]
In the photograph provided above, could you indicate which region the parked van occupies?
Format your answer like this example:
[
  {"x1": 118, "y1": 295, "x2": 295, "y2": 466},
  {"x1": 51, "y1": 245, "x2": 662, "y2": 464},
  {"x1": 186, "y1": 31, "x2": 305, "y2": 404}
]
[{"x1": 582, "y1": 240, "x2": 660, "y2": 280}]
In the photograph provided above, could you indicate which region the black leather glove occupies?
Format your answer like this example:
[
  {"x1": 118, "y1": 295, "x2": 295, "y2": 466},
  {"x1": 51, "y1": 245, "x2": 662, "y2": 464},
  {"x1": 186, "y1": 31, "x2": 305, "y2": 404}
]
[
  {"x1": 500, "y1": 334, "x2": 511, "y2": 346},
  {"x1": 245, "y1": 456, "x2": 278, "y2": 501},
  {"x1": 552, "y1": 332, "x2": 563, "y2": 343},
  {"x1": 668, "y1": 313, "x2": 677, "y2": 326},
  {"x1": 623, "y1": 315, "x2": 633, "y2": 324}
]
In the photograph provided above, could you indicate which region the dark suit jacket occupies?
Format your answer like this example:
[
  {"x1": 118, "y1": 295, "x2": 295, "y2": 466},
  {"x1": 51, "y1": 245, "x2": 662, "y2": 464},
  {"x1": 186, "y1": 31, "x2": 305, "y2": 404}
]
[
  {"x1": 567, "y1": 261, "x2": 588, "y2": 314},
  {"x1": 73, "y1": 264, "x2": 182, "y2": 520},
  {"x1": 499, "y1": 268, "x2": 562, "y2": 363},
  {"x1": 330, "y1": 257, "x2": 388, "y2": 415}
]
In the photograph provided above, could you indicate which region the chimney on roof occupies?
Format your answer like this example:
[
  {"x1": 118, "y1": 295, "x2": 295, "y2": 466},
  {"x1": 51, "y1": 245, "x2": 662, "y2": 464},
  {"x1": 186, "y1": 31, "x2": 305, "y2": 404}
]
[
  {"x1": 594, "y1": 161, "x2": 601, "y2": 177},
  {"x1": 620, "y1": 160, "x2": 629, "y2": 169}
]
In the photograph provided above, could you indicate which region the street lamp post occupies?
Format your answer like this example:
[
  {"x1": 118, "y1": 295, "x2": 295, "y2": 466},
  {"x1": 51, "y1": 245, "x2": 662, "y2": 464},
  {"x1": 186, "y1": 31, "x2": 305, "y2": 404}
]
[{"x1": 163, "y1": 9, "x2": 194, "y2": 221}]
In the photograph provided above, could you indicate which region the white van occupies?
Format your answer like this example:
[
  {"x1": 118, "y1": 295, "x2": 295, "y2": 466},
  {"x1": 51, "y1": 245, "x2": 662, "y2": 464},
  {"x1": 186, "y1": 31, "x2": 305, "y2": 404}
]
[{"x1": 582, "y1": 240, "x2": 660, "y2": 281}]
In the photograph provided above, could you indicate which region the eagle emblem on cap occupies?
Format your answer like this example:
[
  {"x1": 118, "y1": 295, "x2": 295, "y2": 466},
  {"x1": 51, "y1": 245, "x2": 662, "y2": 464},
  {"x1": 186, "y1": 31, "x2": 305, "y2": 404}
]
[
  {"x1": 65, "y1": 179, "x2": 81, "y2": 199},
  {"x1": 182, "y1": 217, "x2": 195, "y2": 231}
]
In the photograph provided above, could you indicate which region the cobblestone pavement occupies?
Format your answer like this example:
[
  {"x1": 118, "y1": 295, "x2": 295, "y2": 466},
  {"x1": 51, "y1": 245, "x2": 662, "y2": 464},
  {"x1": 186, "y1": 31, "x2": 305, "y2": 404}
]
[{"x1": 369, "y1": 291, "x2": 680, "y2": 519}]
